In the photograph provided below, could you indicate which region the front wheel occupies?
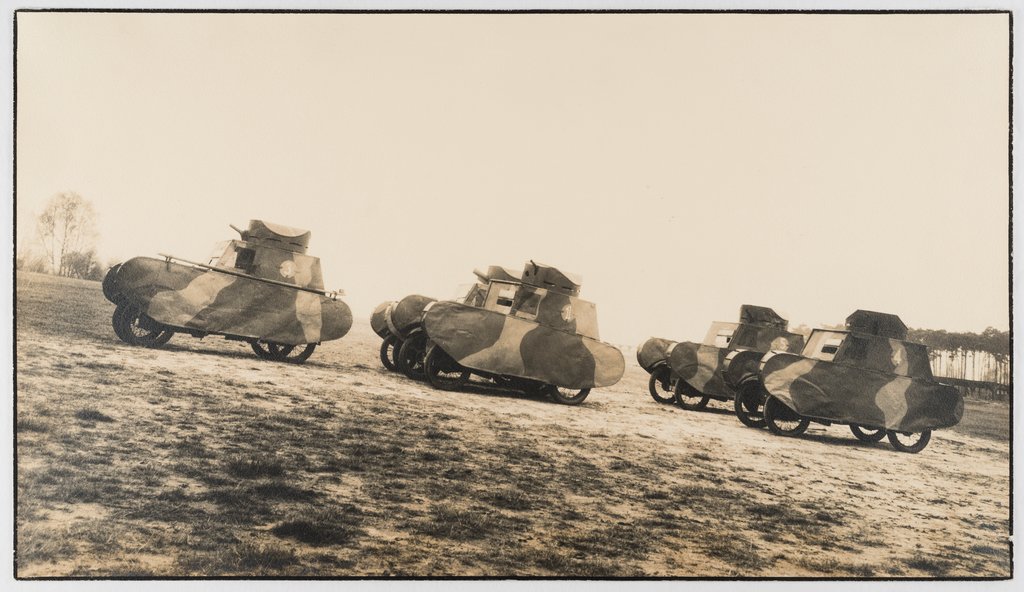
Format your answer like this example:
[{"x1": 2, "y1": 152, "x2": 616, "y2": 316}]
[
  {"x1": 549, "y1": 386, "x2": 590, "y2": 405},
  {"x1": 424, "y1": 346, "x2": 470, "y2": 391},
  {"x1": 673, "y1": 380, "x2": 710, "y2": 411},
  {"x1": 114, "y1": 304, "x2": 171, "y2": 347},
  {"x1": 734, "y1": 381, "x2": 767, "y2": 429},
  {"x1": 850, "y1": 424, "x2": 886, "y2": 443},
  {"x1": 396, "y1": 332, "x2": 428, "y2": 380},
  {"x1": 647, "y1": 367, "x2": 676, "y2": 404},
  {"x1": 887, "y1": 429, "x2": 931, "y2": 453},
  {"x1": 379, "y1": 334, "x2": 400, "y2": 371},
  {"x1": 763, "y1": 396, "x2": 809, "y2": 437}
]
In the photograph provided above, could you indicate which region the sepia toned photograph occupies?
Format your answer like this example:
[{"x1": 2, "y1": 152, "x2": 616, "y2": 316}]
[{"x1": 8, "y1": 4, "x2": 1013, "y2": 581}]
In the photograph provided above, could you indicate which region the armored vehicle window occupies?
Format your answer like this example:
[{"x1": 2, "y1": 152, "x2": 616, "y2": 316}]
[
  {"x1": 497, "y1": 287, "x2": 516, "y2": 308},
  {"x1": 820, "y1": 338, "x2": 844, "y2": 360},
  {"x1": 484, "y1": 281, "x2": 520, "y2": 314},
  {"x1": 714, "y1": 329, "x2": 734, "y2": 348},
  {"x1": 234, "y1": 247, "x2": 256, "y2": 272}
]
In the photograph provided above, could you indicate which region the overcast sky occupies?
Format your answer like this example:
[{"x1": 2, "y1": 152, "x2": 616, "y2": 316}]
[{"x1": 14, "y1": 12, "x2": 1010, "y2": 347}]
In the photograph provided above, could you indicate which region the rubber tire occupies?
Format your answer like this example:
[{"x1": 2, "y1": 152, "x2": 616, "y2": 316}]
[
  {"x1": 279, "y1": 344, "x2": 316, "y2": 364},
  {"x1": 734, "y1": 381, "x2": 768, "y2": 429},
  {"x1": 763, "y1": 396, "x2": 810, "y2": 437},
  {"x1": 379, "y1": 334, "x2": 400, "y2": 371},
  {"x1": 114, "y1": 304, "x2": 169, "y2": 347},
  {"x1": 648, "y1": 367, "x2": 676, "y2": 404},
  {"x1": 887, "y1": 429, "x2": 931, "y2": 453},
  {"x1": 850, "y1": 424, "x2": 886, "y2": 443},
  {"x1": 673, "y1": 380, "x2": 711, "y2": 411},
  {"x1": 397, "y1": 332, "x2": 428, "y2": 380},
  {"x1": 251, "y1": 342, "x2": 274, "y2": 359},
  {"x1": 549, "y1": 386, "x2": 590, "y2": 405},
  {"x1": 424, "y1": 346, "x2": 470, "y2": 391}
]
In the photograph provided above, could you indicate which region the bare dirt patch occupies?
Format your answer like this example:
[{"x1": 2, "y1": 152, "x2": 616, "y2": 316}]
[{"x1": 15, "y1": 271, "x2": 1011, "y2": 577}]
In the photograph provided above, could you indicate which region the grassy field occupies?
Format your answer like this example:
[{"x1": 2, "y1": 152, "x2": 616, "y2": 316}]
[{"x1": 14, "y1": 271, "x2": 1012, "y2": 577}]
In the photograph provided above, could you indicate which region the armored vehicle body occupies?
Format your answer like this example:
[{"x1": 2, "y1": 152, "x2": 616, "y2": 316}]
[
  {"x1": 636, "y1": 337, "x2": 680, "y2": 404},
  {"x1": 370, "y1": 266, "x2": 520, "y2": 375},
  {"x1": 757, "y1": 310, "x2": 963, "y2": 453},
  {"x1": 102, "y1": 220, "x2": 353, "y2": 363},
  {"x1": 663, "y1": 305, "x2": 804, "y2": 423},
  {"x1": 418, "y1": 261, "x2": 625, "y2": 404}
]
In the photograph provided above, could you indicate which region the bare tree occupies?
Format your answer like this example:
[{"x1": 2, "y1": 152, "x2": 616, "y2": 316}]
[{"x1": 36, "y1": 192, "x2": 98, "y2": 277}]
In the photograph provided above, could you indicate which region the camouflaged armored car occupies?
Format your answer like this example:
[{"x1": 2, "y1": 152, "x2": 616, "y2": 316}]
[
  {"x1": 754, "y1": 310, "x2": 964, "y2": 453},
  {"x1": 642, "y1": 306, "x2": 804, "y2": 423},
  {"x1": 369, "y1": 265, "x2": 520, "y2": 376},
  {"x1": 102, "y1": 220, "x2": 353, "y2": 363},
  {"x1": 415, "y1": 261, "x2": 625, "y2": 404}
]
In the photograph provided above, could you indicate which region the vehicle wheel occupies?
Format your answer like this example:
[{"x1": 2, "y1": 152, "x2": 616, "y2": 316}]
[
  {"x1": 734, "y1": 381, "x2": 767, "y2": 429},
  {"x1": 397, "y1": 332, "x2": 428, "y2": 380},
  {"x1": 111, "y1": 306, "x2": 131, "y2": 343},
  {"x1": 673, "y1": 380, "x2": 710, "y2": 411},
  {"x1": 549, "y1": 386, "x2": 590, "y2": 405},
  {"x1": 763, "y1": 396, "x2": 810, "y2": 437},
  {"x1": 379, "y1": 334, "x2": 400, "y2": 371},
  {"x1": 114, "y1": 304, "x2": 169, "y2": 347},
  {"x1": 887, "y1": 429, "x2": 931, "y2": 453},
  {"x1": 251, "y1": 341, "x2": 273, "y2": 359},
  {"x1": 647, "y1": 367, "x2": 676, "y2": 404},
  {"x1": 278, "y1": 344, "x2": 316, "y2": 364},
  {"x1": 424, "y1": 346, "x2": 470, "y2": 391},
  {"x1": 850, "y1": 424, "x2": 886, "y2": 443}
]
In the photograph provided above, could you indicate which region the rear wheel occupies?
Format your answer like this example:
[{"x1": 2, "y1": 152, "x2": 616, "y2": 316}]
[
  {"x1": 734, "y1": 381, "x2": 767, "y2": 428},
  {"x1": 647, "y1": 367, "x2": 675, "y2": 404},
  {"x1": 763, "y1": 396, "x2": 810, "y2": 437},
  {"x1": 424, "y1": 346, "x2": 470, "y2": 391},
  {"x1": 397, "y1": 332, "x2": 428, "y2": 380},
  {"x1": 549, "y1": 386, "x2": 590, "y2": 405},
  {"x1": 887, "y1": 429, "x2": 931, "y2": 453},
  {"x1": 379, "y1": 334, "x2": 400, "y2": 371},
  {"x1": 673, "y1": 380, "x2": 710, "y2": 411},
  {"x1": 850, "y1": 424, "x2": 886, "y2": 443}
]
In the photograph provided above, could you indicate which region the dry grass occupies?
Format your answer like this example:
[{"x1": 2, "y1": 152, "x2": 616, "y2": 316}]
[{"x1": 14, "y1": 271, "x2": 1012, "y2": 578}]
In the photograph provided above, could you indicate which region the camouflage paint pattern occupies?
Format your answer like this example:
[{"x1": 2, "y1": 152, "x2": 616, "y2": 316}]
[
  {"x1": 760, "y1": 352, "x2": 963, "y2": 432},
  {"x1": 371, "y1": 301, "x2": 397, "y2": 338},
  {"x1": 385, "y1": 294, "x2": 437, "y2": 338},
  {"x1": 758, "y1": 310, "x2": 963, "y2": 432},
  {"x1": 421, "y1": 261, "x2": 624, "y2": 389},
  {"x1": 636, "y1": 338, "x2": 678, "y2": 372},
  {"x1": 722, "y1": 349, "x2": 768, "y2": 389},
  {"x1": 422, "y1": 301, "x2": 624, "y2": 389},
  {"x1": 667, "y1": 305, "x2": 805, "y2": 400},
  {"x1": 106, "y1": 256, "x2": 352, "y2": 345},
  {"x1": 102, "y1": 220, "x2": 352, "y2": 345}
]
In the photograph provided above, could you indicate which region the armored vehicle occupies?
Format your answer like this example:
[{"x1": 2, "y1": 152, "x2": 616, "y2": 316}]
[
  {"x1": 666, "y1": 305, "x2": 805, "y2": 423},
  {"x1": 370, "y1": 266, "x2": 520, "y2": 376},
  {"x1": 757, "y1": 310, "x2": 963, "y2": 453},
  {"x1": 418, "y1": 261, "x2": 625, "y2": 405},
  {"x1": 636, "y1": 338, "x2": 679, "y2": 404},
  {"x1": 102, "y1": 220, "x2": 353, "y2": 363}
]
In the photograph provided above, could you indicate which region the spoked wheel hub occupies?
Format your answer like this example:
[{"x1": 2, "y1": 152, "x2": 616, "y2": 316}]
[
  {"x1": 251, "y1": 341, "x2": 316, "y2": 364},
  {"x1": 673, "y1": 380, "x2": 711, "y2": 411},
  {"x1": 113, "y1": 303, "x2": 173, "y2": 347},
  {"x1": 763, "y1": 396, "x2": 810, "y2": 437},
  {"x1": 424, "y1": 345, "x2": 470, "y2": 391},
  {"x1": 548, "y1": 385, "x2": 591, "y2": 405},
  {"x1": 647, "y1": 366, "x2": 676, "y2": 404},
  {"x1": 887, "y1": 429, "x2": 932, "y2": 453}
]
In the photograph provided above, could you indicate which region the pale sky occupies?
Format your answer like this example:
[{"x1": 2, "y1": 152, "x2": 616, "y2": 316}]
[{"x1": 14, "y1": 12, "x2": 1010, "y2": 347}]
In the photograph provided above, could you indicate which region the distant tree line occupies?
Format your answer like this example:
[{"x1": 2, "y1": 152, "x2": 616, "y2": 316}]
[
  {"x1": 908, "y1": 327, "x2": 1010, "y2": 385},
  {"x1": 792, "y1": 322, "x2": 1009, "y2": 385},
  {"x1": 17, "y1": 192, "x2": 109, "y2": 281}
]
